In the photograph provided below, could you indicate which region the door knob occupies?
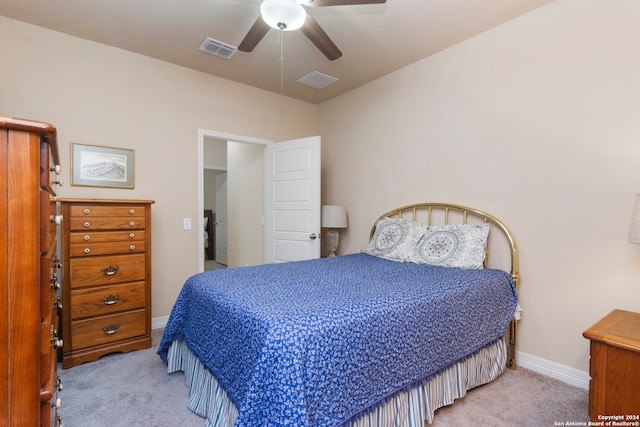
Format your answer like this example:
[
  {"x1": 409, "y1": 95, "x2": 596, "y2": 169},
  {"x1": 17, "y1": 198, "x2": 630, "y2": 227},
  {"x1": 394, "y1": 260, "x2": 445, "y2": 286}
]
[{"x1": 309, "y1": 233, "x2": 317, "y2": 240}]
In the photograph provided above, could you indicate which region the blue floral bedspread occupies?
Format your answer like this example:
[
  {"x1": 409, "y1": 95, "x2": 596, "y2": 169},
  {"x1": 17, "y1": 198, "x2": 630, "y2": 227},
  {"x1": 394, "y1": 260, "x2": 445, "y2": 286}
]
[{"x1": 158, "y1": 253, "x2": 517, "y2": 427}]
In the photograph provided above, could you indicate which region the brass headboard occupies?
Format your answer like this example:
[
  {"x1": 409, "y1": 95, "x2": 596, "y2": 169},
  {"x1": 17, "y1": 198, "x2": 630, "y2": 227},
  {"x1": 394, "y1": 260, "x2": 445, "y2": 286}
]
[
  {"x1": 370, "y1": 202, "x2": 519, "y2": 289},
  {"x1": 370, "y1": 202, "x2": 520, "y2": 369}
]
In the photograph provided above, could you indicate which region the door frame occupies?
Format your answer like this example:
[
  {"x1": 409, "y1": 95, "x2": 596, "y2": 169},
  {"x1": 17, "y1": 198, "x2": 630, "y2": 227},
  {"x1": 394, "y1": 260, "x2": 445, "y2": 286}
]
[{"x1": 197, "y1": 129, "x2": 271, "y2": 272}]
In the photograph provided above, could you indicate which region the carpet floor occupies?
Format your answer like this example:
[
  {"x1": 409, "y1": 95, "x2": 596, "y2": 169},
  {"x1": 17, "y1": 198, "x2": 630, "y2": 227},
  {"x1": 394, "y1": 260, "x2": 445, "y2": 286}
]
[{"x1": 57, "y1": 329, "x2": 589, "y2": 426}]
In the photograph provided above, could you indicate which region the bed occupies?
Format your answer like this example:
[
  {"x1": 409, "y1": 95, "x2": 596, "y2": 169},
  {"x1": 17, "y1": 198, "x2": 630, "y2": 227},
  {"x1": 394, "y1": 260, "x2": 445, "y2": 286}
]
[{"x1": 158, "y1": 203, "x2": 520, "y2": 427}]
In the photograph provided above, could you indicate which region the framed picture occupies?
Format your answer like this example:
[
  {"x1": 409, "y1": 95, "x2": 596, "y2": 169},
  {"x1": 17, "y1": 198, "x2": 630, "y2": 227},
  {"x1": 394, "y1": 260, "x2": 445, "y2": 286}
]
[{"x1": 71, "y1": 143, "x2": 135, "y2": 189}]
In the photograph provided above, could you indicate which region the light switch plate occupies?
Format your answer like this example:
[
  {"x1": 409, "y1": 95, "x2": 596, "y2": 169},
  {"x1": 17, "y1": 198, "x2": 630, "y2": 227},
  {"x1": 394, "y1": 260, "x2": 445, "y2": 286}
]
[{"x1": 183, "y1": 218, "x2": 192, "y2": 230}]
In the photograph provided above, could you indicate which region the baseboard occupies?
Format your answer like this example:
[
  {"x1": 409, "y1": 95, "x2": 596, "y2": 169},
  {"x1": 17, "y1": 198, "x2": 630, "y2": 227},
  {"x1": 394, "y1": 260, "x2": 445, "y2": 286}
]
[
  {"x1": 517, "y1": 350, "x2": 590, "y2": 390},
  {"x1": 152, "y1": 315, "x2": 590, "y2": 390},
  {"x1": 152, "y1": 315, "x2": 169, "y2": 331}
]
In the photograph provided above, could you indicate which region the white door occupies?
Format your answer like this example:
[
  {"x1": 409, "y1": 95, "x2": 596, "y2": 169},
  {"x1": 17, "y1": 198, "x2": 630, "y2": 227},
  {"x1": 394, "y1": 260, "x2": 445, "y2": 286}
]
[
  {"x1": 215, "y1": 173, "x2": 228, "y2": 265},
  {"x1": 264, "y1": 136, "x2": 321, "y2": 263}
]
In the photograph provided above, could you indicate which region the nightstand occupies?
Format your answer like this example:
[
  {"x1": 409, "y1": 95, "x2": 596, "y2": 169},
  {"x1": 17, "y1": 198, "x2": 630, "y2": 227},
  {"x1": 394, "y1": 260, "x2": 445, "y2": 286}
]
[{"x1": 583, "y1": 309, "x2": 640, "y2": 421}]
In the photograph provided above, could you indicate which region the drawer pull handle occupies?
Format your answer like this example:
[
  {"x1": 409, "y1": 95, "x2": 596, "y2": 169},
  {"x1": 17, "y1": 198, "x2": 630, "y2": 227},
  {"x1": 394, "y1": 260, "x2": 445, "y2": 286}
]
[
  {"x1": 83, "y1": 209, "x2": 90, "y2": 215},
  {"x1": 84, "y1": 235, "x2": 90, "y2": 241},
  {"x1": 102, "y1": 324, "x2": 120, "y2": 335},
  {"x1": 101, "y1": 294, "x2": 120, "y2": 305},
  {"x1": 56, "y1": 376, "x2": 63, "y2": 391},
  {"x1": 129, "y1": 209, "x2": 136, "y2": 215},
  {"x1": 51, "y1": 164, "x2": 62, "y2": 175},
  {"x1": 129, "y1": 233, "x2": 135, "y2": 239},
  {"x1": 129, "y1": 221, "x2": 135, "y2": 227},
  {"x1": 84, "y1": 248, "x2": 90, "y2": 254},
  {"x1": 83, "y1": 221, "x2": 90, "y2": 228},
  {"x1": 50, "y1": 215, "x2": 63, "y2": 224},
  {"x1": 101, "y1": 265, "x2": 120, "y2": 276},
  {"x1": 50, "y1": 325, "x2": 63, "y2": 349},
  {"x1": 129, "y1": 245, "x2": 136, "y2": 251},
  {"x1": 50, "y1": 275, "x2": 60, "y2": 291}
]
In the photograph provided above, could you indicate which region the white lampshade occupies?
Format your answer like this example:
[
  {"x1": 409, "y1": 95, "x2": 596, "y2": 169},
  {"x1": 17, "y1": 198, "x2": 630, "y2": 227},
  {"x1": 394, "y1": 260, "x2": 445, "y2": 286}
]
[
  {"x1": 629, "y1": 194, "x2": 640, "y2": 244},
  {"x1": 260, "y1": 0, "x2": 306, "y2": 31},
  {"x1": 322, "y1": 205, "x2": 347, "y2": 229}
]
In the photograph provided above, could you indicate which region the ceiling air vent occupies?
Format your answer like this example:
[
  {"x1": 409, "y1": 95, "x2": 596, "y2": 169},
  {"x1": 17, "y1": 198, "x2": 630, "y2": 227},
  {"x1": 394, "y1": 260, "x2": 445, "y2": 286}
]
[
  {"x1": 199, "y1": 37, "x2": 238, "y2": 59},
  {"x1": 297, "y1": 71, "x2": 338, "y2": 90}
]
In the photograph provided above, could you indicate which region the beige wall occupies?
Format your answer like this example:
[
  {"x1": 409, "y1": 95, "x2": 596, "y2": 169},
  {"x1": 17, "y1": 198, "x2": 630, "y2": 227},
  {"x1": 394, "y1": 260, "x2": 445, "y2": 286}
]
[
  {"x1": 204, "y1": 137, "x2": 227, "y2": 171},
  {"x1": 319, "y1": 0, "x2": 640, "y2": 374},
  {"x1": 0, "y1": 16, "x2": 318, "y2": 319},
  {"x1": 228, "y1": 141, "x2": 266, "y2": 266}
]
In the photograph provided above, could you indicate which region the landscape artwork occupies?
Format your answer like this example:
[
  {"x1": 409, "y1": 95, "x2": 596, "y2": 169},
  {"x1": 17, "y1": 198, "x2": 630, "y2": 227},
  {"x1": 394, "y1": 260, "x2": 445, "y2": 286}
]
[{"x1": 71, "y1": 143, "x2": 135, "y2": 189}]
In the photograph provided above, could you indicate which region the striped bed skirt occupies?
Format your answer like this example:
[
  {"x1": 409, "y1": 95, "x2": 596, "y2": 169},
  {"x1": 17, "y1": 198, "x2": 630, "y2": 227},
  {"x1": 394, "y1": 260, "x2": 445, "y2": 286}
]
[{"x1": 165, "y1": 337, "x2": 507, "y2": 427}]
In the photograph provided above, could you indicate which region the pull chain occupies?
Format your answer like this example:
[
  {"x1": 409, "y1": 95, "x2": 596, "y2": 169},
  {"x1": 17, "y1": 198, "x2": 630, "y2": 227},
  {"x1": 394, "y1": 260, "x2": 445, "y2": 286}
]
[{"x1": 279, "y1": 30, "x2": 285, "y2": 130}]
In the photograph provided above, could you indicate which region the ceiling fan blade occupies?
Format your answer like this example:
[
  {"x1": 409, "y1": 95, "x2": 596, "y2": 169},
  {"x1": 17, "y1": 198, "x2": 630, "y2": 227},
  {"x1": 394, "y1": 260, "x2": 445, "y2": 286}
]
[
  {"x1": 301, "y1": 0, "x2": 386, "y2": 7},
  {"x1": 238, "y1": 16, "x2": 271, "y2": 52},
  {"x1": 300, "y1": 14, "x2": 342, "y2": 60}
]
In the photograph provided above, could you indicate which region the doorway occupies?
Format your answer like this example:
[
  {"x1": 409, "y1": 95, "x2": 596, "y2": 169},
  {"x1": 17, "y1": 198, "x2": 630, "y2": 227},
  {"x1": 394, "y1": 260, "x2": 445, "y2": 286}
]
[
  {"x1": 198, "y1": 129, "x2": 271, "y2": 272},
  {"x1": 203, "y1": 167, "x2": 227, "y2": 271}
]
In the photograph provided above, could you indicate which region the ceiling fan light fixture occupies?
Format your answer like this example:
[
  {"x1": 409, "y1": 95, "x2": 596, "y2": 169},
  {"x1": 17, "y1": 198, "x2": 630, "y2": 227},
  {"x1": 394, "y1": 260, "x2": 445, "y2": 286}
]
[{"x1": 260, "y1": 0, "x2": 307, "y2": 31}]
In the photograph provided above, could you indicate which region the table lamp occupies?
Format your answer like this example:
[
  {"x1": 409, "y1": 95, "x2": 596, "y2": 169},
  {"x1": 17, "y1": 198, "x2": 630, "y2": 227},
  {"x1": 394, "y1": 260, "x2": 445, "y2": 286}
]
[{"x1": 322, "y1": 205, "x2": 347, "y2": 257}]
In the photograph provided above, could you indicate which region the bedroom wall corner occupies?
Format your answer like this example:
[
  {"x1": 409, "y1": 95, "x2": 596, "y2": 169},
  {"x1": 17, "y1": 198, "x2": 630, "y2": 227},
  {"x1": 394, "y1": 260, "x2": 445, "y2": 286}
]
[{"x1": 317, "y1": 0, "x2": 640, "y2": 375}]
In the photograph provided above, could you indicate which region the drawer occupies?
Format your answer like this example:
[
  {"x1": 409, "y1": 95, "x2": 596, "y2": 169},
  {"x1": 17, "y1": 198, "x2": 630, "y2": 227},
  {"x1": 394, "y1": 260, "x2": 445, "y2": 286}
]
[
  {"x1": 70, "y1": 309, "x2": 147, "y2": 350},
  {"x1": 69, "y1": 216, "x2": 146, "y2": 231},
  {"x1": 70, "y1": 204, "x2": 146, "y2": 218},
  {"x1": 39, "y1": 191, "x2": 58, "y2": 253},
  {"x1": 40, "y1": 250, "x2": 60, "y2": 320},
  {"x1": 70, "y1": 254, "x2": 145, "y2": 288},
  {"x1": 70, "y1": 240, "x2": 146, "y2": 257},
  {"x1": 40, "y1": 138, "x2": 59, "y2": 190},
  {"x1": 70, "y1": 281, "x2": 146, "y2": 319},
  {"x1": 69, "y1": 230, "x2": 145, "y2": 244},
  {"x1": 40, "y1": 339, "x2": 60, "y2": 427},
  {"x1": 49, "y1": 198, "x2": 58, "y2": 246},
  {"x1": 40, "y1": 315, "x2": 61, "y2": 385},
  {"x1": 40, "y1": 385, "x2": 58, "y2": 427},
  {"x1": 40, "y1": 139, "x2": 51, "y2": 188}
]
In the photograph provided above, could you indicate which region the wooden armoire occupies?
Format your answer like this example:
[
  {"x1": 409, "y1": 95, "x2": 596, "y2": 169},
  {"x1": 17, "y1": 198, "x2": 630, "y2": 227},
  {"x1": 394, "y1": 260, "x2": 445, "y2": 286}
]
[{"x1": 1, "y1": 116, "x2": 63, "y2": 427}]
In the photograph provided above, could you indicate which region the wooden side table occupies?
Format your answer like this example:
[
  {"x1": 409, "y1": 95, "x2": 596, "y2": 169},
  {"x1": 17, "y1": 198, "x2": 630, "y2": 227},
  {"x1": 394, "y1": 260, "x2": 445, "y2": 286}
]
[{"x1": 583, "y1": 309, "x2": 640, "y2": 421}]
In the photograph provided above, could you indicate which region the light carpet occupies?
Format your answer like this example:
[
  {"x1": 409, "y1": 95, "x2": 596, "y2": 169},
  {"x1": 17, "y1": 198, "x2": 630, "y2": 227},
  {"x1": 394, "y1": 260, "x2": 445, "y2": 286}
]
[{"x1": 57, "y1": 329, "x2": 589, "y2": 426}]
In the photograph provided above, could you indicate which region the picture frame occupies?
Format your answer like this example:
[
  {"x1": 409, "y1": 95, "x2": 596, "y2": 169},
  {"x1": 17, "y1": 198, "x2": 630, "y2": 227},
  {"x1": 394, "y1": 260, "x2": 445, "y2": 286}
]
[{"x1": 71, "y1": 143, "x2": 135, "y2": 189}]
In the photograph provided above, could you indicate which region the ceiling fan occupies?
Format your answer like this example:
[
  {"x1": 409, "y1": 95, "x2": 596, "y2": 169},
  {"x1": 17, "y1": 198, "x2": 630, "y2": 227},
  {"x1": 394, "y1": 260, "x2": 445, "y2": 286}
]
[{"x1": 237, "y1": 0, "x2": 387, "y2": 61}]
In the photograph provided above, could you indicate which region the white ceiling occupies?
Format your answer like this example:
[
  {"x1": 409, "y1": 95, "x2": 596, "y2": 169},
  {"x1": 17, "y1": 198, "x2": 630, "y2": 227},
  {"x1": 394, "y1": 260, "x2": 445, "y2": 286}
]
[{"x1": 0, "y1": 0, "x2": 553, "y2": 104}]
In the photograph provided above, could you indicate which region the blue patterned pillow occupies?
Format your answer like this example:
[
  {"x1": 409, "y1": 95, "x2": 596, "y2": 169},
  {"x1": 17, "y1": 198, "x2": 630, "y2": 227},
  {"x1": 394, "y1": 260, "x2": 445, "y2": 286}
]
[
  {"x1": 408, "y1": 223, "x2": 489, "y2": 269},
  {"x1": 365, "y1": 217, "x2": 426, "y2": 261}
]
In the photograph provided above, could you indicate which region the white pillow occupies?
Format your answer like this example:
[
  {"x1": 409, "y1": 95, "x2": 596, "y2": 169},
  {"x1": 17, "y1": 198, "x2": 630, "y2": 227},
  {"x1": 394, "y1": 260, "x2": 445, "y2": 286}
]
[
  {"x1": 408, "y1": 223, "x2": 489, "y2": 269},
  {"x1": 365, "y1": 217, "x2": 426, "y2": 261}
]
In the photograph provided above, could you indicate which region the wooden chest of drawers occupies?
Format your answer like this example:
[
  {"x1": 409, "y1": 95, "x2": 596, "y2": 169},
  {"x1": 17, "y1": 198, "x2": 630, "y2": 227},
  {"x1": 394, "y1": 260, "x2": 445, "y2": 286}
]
[
  {"x1": 60, "y1": 199, "x2": 154, "y2": 369},
  {"x1": 583, "y1": 309, "x2": 640, "y2": 421},
  {"x1": 1, "y1": 116, "x2": 63, "y2": 427}
]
